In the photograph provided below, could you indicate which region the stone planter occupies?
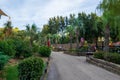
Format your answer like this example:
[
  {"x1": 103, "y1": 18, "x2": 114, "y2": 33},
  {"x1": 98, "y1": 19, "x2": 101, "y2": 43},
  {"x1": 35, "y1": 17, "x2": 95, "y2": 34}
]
[
  {"x1": 64, "y1": 51, "x2": 78, "y2": 56},
  {"x1": 86, "y1": 56, "x2": 120, "y2": 75}
]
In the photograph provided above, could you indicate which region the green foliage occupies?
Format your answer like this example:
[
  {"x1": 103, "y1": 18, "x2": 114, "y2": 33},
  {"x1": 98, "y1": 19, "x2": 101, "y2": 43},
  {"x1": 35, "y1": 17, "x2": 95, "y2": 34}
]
[
  {"x1": 18, "y1": 57, "x2": 44, "y2": 80},
  {"x1": 94, "y1": 51, "x2": 104, "y2": 59},
  {"x1": 5, "y1": 65, "x2": 18, "y2": 80},
  {"x1": 78, "y1": 46, "x2": 88, "y2": 52},
  {"x1": 106, "y1": 53, "x2": 120, "y2": 64},
  {"x1": 0, "y1": 53, "x2": 9, "y2": 70},
  {"x1": 39, "y1": 46, "x2": 51, "y2": 57},
  {"x1": 32, "y1": 44, "x2": 39, "y2": 53},
  {"x1": 0, "y1": 40, "x2": 16, "y2": 57},
  {"x1": 94, "y1": 52, "x2": 120, "y2": 64},
  {"x1": 98, "y1": 0, "x2": 120, "y2": 40},
  {"x1": 14, "y1": 39, "x2": 32, "y2": 58},
  {"x1": 41, "y1": 12, "x2": 104, "y2": 44}
]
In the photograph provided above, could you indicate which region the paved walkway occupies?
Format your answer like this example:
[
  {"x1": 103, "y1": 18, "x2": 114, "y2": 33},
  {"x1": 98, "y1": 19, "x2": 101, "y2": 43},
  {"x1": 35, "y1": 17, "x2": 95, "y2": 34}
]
[{"x1": 47, "y1": 52, "x2": 120, "y2": 80}]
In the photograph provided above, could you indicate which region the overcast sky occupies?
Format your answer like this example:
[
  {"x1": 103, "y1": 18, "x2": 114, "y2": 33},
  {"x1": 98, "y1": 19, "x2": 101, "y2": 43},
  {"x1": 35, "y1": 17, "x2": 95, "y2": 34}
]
[{"x1": 0, "y1": 0, "x2": 101, "y2": 30}]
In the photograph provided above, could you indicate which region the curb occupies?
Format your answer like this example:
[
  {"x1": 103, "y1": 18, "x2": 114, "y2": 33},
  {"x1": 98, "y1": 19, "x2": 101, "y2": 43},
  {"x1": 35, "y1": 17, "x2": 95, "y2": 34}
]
[
  {"x1": 86, "y1": 56, "x2": 120, "y2": 75},
  {"x1": 40, "y1": 57, "x2": 51, "y2": 80}
]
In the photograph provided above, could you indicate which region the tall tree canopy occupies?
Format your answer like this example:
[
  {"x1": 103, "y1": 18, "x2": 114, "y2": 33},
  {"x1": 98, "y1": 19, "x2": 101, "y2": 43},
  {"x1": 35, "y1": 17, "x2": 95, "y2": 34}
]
[{"x1": 98, "y1": 0, "x2": 120, "y2": 52}]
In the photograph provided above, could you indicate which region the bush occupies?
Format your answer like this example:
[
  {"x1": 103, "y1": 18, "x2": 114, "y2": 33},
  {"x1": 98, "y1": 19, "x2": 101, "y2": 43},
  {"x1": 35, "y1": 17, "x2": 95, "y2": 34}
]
[
  {"x1": 32, "y1": 44, "x2": 39, "y2": 53},
  {"x1": 14, "y1": 40, "x2": 32, "y2": 58},
  {"x1": 78, "y1": 46, "x2": 88, "y2": 52},
  {"x1": 0, "y1": 53, "x2": 9, "y2": 70},
  {"x1": 39, "y1": 46, "x2": 51, "y2": 57},
  {"x1": 0, "y1": 40, "x2": 16, "y2": 57},
  {"x1": 94, "y1": 51, "x2": 120, "y2": 64},
  {"x1": 106, "y1": 53, "x2": 120, "y2": 64},
  {"x1": 18, "y1": 57, "x2": 44, "y2": 80},
  {"x1": 94, "y1": 51, "x2": 104, "y2": 59},
  {"x1": 4, "y1": 65, "x2": 18, "y2": 80}
]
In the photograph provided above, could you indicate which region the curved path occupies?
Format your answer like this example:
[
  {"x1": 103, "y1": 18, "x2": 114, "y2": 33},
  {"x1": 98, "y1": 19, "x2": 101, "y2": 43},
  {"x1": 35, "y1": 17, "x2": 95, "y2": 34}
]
[{"x1": 47, "y1": 52, "x2": 120, "y2": 80}]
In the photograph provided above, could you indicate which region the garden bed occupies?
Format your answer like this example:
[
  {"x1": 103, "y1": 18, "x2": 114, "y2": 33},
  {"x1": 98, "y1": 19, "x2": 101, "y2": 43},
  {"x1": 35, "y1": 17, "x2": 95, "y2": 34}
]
[
  {"x1": 86, "y1": 56, "x2": 120, "y2": 75},
  {"x1": 0, "y1": 57, "x2": 50, "y2": 80},
  {"x1": 64, "y1": 51, "x2": 78, "y2": 56},
  {"x1": 64, "y1": 51, "x2": 91, "y2": 56}
]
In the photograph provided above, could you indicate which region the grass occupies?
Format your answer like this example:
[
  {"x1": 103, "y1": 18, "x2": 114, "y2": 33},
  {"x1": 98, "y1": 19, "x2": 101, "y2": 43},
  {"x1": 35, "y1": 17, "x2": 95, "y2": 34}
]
[{"x1": 4, "y1": 65, "x2": 18, "y2": 80}]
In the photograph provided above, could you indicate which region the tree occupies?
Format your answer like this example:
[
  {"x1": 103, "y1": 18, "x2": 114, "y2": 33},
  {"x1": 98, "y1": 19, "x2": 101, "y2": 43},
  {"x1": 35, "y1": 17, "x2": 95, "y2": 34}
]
[
  {"x1": 3, "y1": 21, "x2": 13, "y2": 39},
  {"x1": 41, "y1": 24, "x2": 50, "y2": 36},
  {"x1": 97, "y1": 0, "x2": 120, "y2": 52},
  {"x1": 25, "y1": 24, "x2": 38, "y2": 48},
  {"x1": 65, "y1": 25, "x2": 75, "y2": 49}
]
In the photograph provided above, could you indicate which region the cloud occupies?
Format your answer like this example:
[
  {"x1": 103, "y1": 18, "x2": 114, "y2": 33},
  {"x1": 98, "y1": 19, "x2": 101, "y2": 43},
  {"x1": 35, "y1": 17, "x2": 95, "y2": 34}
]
[{"x1": 0, "y1": 0, "x2": 101, "y2": 30}]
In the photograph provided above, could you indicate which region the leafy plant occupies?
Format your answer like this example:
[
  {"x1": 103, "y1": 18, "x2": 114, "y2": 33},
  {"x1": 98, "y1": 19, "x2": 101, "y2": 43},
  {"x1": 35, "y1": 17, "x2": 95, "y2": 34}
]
[
  {"x1": 14, "y1": 39, "x2": 32, "y2": 58},
  {"x1": 32, "y1": 44, "x2": 39, "y2": 53},
  {"x1": 78, "y1": 46, "x2": 88, "y2": 52},
  {"x1": 94, "y1": 51, "x2": 120, "y2": 64},
  {"x1": 4, "y1": 65, "x2": 18, "y2": 80},
  {"x1": 94, "y1": 51, "x2": 104, "y2": 59},
  {"x1": 39, "y1": 46, "x2": 51, "y2": 57},
  {"x1": 18, "y1": 57, "x2": 44, "y2": 80},
  {"x1": 0, "y1": 54, "x2": 9, "y2": 70},
  {"x1": 106, "y1": 53, "x2": 120, "y2": 64},
  {"x1": 0, "y1": 40, "x2": 16, "y2": 57}
]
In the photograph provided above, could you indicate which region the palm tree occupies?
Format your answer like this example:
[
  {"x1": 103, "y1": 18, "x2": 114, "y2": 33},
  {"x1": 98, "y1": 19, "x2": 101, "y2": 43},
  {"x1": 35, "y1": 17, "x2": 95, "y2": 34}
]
[
  {"x1": 97, "y1": 0, "x2": 120, "y2": 52},
  {"x1": 3, "y1": 21, "x2": 13, "y2": 39},
  {"x1": 25, "y1": 24, "x2": 38, "y2": 48}
]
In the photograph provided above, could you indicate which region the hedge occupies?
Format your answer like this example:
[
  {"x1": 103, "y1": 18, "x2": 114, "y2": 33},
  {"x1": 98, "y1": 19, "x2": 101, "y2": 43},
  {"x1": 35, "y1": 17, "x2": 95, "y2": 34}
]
[
  {"x1": 39, "y1": 46, "x2": 51, "y2": 57},
  {"x1": 0, "y1": 52, "x2": 9, "y2": 70},
  {"x1": 18, "y1": 57, "x2": 44, "y2": 80},
  {"x1": 94, "y1": 52, "x2": 120, "y2": 64}
]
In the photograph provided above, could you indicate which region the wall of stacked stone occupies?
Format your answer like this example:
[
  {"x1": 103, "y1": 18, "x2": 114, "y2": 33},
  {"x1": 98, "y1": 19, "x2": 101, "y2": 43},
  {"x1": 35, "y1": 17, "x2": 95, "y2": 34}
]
[
  {"x1": 52, "y1": 43, "x2": 77, "y2": 50},
  {"x1": 86, "y1": 56, "x2": 120, "y2": 75}
]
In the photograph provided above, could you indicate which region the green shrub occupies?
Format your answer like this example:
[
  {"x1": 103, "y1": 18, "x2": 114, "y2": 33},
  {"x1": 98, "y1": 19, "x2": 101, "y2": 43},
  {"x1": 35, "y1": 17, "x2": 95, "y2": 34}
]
[
  {"x1": 0, "y1": 52, "x2": 4, "y2": 55},
  {"x1": 94, "y1": 51, "x2": 104, "y2": 59},
  {"x1": 39, "y1": 46, "x2": 51, "y2": 57},
  {"x1": 0, "y1": 40, "x2": 16, "y2": 57},
  {"x1": 0, "y1": 54, "x2": 9, "y2": 70},
  {"x1": 18, "y1": 57, "x2": 44, "y2": 80},
  {"x1": 5, "y1": 65, "x2": 18, "y2": 80},
  {"x1": 32, "y1": 44, "x2": 39, "y2": 53},
  {"x1": 94, "y1": 51, "x2": 120, "y2": 64},
  {"x1": 14, "y1": 40, "x2": 32, "y2": 58},
  {"x1": 106, "y1": 53, "x2": 120, "y2": 64},
  {"x1": 78, "y1": 46, "x2": 88, "y2": 52}
]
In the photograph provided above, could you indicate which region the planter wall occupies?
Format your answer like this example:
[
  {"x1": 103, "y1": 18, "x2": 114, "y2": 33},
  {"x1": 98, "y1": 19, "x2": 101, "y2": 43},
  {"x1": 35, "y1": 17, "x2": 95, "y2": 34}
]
[{"x1": 86, "y1": 56, "x2": 120, "y2": 75}]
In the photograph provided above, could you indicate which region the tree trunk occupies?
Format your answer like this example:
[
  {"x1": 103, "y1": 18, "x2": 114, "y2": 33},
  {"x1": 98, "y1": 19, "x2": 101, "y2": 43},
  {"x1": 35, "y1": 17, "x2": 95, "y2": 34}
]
[
  {"x1": 76, "y1": 31, "x2": 79, "y2": 50},
  {"x1": 104, "y1": 23, "x2": 110, "y2": 53},
  {"x1": 104, "y1": 24, "x2": 110, "y2": 61},
  {"x1": 70, "y1": 36, "x2": 72, "y2": 50},
  {"x1": 76, "y1": 34, "x2": 79, "y2": 56},
  {"x1": 95, "y1": 38, "x2": 98, "y2": 48}
]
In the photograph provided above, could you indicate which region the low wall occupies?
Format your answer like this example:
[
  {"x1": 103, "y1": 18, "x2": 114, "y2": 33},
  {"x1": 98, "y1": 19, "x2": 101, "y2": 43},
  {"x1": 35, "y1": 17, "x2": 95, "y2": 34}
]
[
  {"x1": 86, "y1": 56, "x2": 120, "y2": 75},
  {"x1": 52, "y1": 43, "x2": 77, "y2": 50}
]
